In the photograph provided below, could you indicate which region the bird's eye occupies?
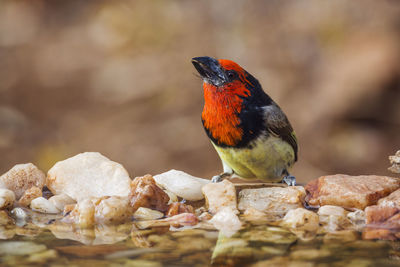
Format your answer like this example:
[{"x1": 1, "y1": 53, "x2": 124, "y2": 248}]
[{"x1": 227, "y1": 71, "x2": 237, "y2": 80}]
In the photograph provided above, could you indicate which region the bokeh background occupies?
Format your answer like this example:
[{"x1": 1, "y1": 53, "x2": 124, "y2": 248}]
[{"x1": 0, "y1": 0, "x2": 399, "y2": 183}]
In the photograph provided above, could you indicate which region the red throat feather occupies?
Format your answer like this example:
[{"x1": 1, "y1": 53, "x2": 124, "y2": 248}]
[{"x1": 202, "y1": 61, "x2": 251, "y2": 146}]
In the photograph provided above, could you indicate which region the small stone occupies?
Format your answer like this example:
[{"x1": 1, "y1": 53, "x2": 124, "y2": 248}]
[
  {"x1": 238, "y1": 186, "x2": 305, "y2": 217},
  {"x1": 154, "y1": 170, "x2": 210, "y2": 201},
  {"x1": 377, "y1": 188, "x2": 400, "y2": 208},
  {"x1": 48, "y1": 194, "x2": 75, "y2": 211},
  {"x1": 202, "y1": 180, "x2": 237, "y2": 214},
  {"x1": 0, "y1": 241, "x2": 46, "y2": 255},
  {"x1": 365, "y1": 205, "x2": 398, "y2": 224},
  {"x1": 30, "y1": 197, "x2": 60, "y2": 214},
  {"x1": 94, "y1": 196, "x2": 132, "y2": 224},
  {"x1": 0, "y1": 188, "x2": 15, "y2": 209},
  {"x1": 47, "y1": 152, "x2": 132, "y2": 202},
  {"x1": 281, "y1": 208, "x2": 319, "y2": 240},
  {"x1": 18, "y1": 186, "x2": 42, "y2": 207},
  {"x1": 129, "y1": 175, "x2": 170, "y2": 213},
  {"x1": 347, "y1": 209, "x2": 366, "y2": 231},
  {"x1": 318, "y1": 205, "x2": 351, "y2": 232},
  {"x1": 0, "y1": 163, "x2": 45, "y2": 199},
  {"x1": 209, "y1": 207, "x2": 242, "y2": 238},
  {"x1": 323, "y1": 230, "x2": 359, "y2": 243},
  {"x1": 166, "y1": 202, "x2": 194, "y2": 217},
  {"x1": 10, "y1": 207, "x2": 27, "y2": 226},
  {"x1": 135, "y1": 213, "x2": 198, "y2": 229},
  {"x1": 242, "y1": 207, "x2": 273, "y2": 225},
  {"x1": 65, "y1": 198, "x2": 95, "y2": 228},
  {"x1": 305, "y1": 174, "x2": 400, "y2": 209},
  {"x1": 133, "y1": 207, "x2": 164, "y2": 220}
]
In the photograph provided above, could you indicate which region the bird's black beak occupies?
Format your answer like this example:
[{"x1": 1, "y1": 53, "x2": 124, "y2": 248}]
[{"x1": 192, "y1": 57, "x2": 228, "y2": 87}]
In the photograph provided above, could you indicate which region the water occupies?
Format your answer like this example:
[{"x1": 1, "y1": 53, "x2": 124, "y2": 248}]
[{"x1": 1, "y1": 220, "x2": 399, "y2": 267}]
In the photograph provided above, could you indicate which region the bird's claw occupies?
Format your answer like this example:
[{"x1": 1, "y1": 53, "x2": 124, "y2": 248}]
[
  {"x1": 211, "y1": 175, "x2": 223, "y2": 183},
  {"x1": 211, "y1": 172, "x2": 233, "y2": 183},
  {"x1": 282, "y1": 175, "x2": 296, "y2": 186}
]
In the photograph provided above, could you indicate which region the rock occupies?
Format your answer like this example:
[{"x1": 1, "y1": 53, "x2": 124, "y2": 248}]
[
  {"x1": 0, "y1": 241, "x2": 46, "y2": 255},
  {"x1": 94, "y1": 196, "x2": 133, "y2": 224},
  {"x1": 47, "y1": 152, "x2": 131, "y2": 202},
  {"x1": 281, "y1": 208, "x2": 319, "y2": 240},
  {"x1": 48, "y1": 194, "x2": 76, "y2": 211},
  {"x1": 377, "y1": 188, "x2": 400, "y2": 208},
  {"x1": 10, "y1": 207, "x2": 28, "y2": 226},
  {"x1": 0, "y1": 188, "x2": 15, "y2": 209},
  {"x1": 154, "y1": 170, "x2": 210, "y2": 201},
  {"x1": 365, "y1": 205, "x2": 398, "y2": 225},
  {"x1": 30, "y1": 197, "x2": 60, "y2": 214},
  {"x1": 242, "y1": 207, "x2": 273, "y2": 225},
  {"x1": 18, "y1": 186, "x2": 42, "y2": 207},
  {"x1": 135, "y1": 213, "x2": 198, "y2": 229},
  {"x1": 323, "y1": 230, "x2": 359, "y2": 243},
  {"x1": 388, "y1": 150, "x2": 400, "y2": 173},
  {"x1": 133, "y1": 207, "x2": 164, "y2": 220},
  {"x1": 347, "y1": 209, "x2": 366, "y2": 231},
  {"x1": 318, "y1": 205, "x2": 352, "y2": 232},
  {"x1": 238, "y1": 186, "x2": 305, "y2": 218},
  {"x1": 209, "y1": 207, "x2": 242, "y2": 238},
  {"x1": 202, "y1": 180, "x2": 237, "y2": 214},
  {"x1": 0, "y1": 163, "x2": 45, "y2": 199},
  {"x1": 305, "y1": 174, "x2": 400, "y2": 209},
  {"x1": 129, "y1": 175, "x2": 170, "y2": 213},
  {"x1": 65, "y1": 198, "x2": 95, "y2": 228},
  {"x1": 166, "y1": 202, "x2": 194, "y2": 217}
]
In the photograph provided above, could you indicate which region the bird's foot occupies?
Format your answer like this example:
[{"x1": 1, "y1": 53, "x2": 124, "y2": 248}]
[
  {"x1": 282, "y1": 175, "x2": 296, "y2": 186},
  {"x1": 211, "y1": 172, "x2": 233, "y2": 183}
]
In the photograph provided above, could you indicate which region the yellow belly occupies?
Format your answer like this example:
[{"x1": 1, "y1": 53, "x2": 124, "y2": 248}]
[{"x1": 213, "y1": 136, "x2": 295, "y2": 182}]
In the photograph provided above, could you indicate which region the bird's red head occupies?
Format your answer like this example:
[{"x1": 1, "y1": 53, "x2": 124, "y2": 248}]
[{"x1": 192, "y1": 57, "x2": 257, "y2": 146}]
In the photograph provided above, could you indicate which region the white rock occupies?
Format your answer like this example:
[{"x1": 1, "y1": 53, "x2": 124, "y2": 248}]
[
  {"x1": 0, "y1": 188, "x2": 15, "y2": 209},
  {"x1": 49, "y1": 194, "x2": 76, "y2": 211},
  {"x1": 202, "y1": 180, "x2": 237, "y2": 214},
  {"x1": 47, "y1": 152, "x2": 132, "y2": 202},
  {"x1": 238, "y1": 186, "x2": 305, "y2": 216},
  {"x1": 133, "y1": 207, "x2": 164, "y2": 220},
  {"x1": 0, "y1": 163, "x2": 45, "y2": 199},
  {"x1": 10, "y1": 207, "x2": 28, "y2": 225},
  {"x1": 318, "y1": 205, "x2": 351, "y2": 232},
  {"x1": 154, "y1": 170, "x2": 210, "y2": 201},
  {"x1": 68, "y1": 198, "x2": 96, "y2": 228},
  {"x1": 283, "y1": 208, "x2": 319, "y2": 232},
  {"x1": 94, "y1": 196, "x2": 132, "y2": 224},
  {"x1": 209, "y1": 207, "x2": 242, "y2": 238},
  {"x1": 30, "y1": 197, "x2": 60, "y2": 214},
  {"x1": 282, "y1": 208, "x2": 319, "y2": 240}
]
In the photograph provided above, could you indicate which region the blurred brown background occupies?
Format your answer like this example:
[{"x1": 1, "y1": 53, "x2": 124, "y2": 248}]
[{"x1": 0, "y1": 0, "x2": 399, "y2": 183}]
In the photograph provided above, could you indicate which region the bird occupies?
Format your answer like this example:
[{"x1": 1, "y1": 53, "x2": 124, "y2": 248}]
[{"x1": 191, "y1": 56, "x2": 298, "y2": 185}]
